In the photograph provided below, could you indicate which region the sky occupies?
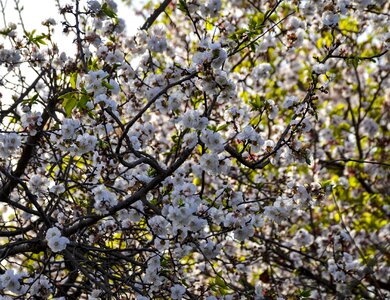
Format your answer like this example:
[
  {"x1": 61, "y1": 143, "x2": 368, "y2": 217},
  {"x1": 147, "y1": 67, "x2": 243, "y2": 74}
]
[
  {"x1": 1, "y1": 0, "x2": 143, "y2": 48},
  {"x1": 0, "y1": 0, "x2": 143, "y2": 104}
]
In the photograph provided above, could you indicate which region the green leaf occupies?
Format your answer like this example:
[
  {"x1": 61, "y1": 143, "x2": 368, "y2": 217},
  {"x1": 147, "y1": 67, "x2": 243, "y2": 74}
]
[
  {"x1": 34, "y1": 34, "x2": 48, "y2": 45},
  {"x1": 88, "y1": 57, "x2": 100, "y2": 70},
  {"x1": 215, "y1": 275, "x2": 226, "y2": 288},
  {"x1": 78, "y1": 93, "x2": 90, "y2": 110},
  {"x1": 352, "y1": 56, "x2": 360, "y2": 68},
  {"x1": 101, "y1": 3, "x2": 117, "y2": 18},
  {"x1": 216, "y1": 124, "x2": 229, "y2": 132},
  {"x1": 24, "y1": 30, "x2": 49, "y2": 48},
  {"x1": 102, "y1": 80, "x2": 114, "y2": 90},
  {"x1": 70, "y1": 72, "x2": 78, "y2": 89},
  {"x1": 60, "y1": 92, "x2": 79, "y2": 116},
  {"x1": 339, "y1": 17, "x2": 359, "y2": 33},
  {"x1": 248, "y1": 19, "x2": 256, "y2": 31},
  {"x1": 26, "y1": 93, "x2": 39, "y2": 105},
  {"x1": 297, "y1": 289, "x2": 311, "y2": 298},
  {"x1": 178, "y1": 0, "x2": 187, "y2": 12},
  {"x1": 206, "y1": 20, "x2": 213, "y2": 31},
  {"x1": 0, "y1": 28, "x2": 12, "y2": 36}
]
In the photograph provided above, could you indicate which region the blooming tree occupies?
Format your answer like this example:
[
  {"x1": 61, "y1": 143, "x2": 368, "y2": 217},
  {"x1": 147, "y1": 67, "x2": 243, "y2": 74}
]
[{"x1": 0, "y1": 0, "x2": 389, "y2": 299}]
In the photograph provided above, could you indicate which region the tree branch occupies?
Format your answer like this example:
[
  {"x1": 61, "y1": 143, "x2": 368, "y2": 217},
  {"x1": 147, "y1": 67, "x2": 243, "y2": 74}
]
[{"x1": 140, "y1": 0, "x2": 171, "y2": 31}]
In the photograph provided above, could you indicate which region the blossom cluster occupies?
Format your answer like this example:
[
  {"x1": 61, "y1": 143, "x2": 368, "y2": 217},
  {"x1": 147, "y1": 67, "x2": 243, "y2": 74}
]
[
  {"x1": 0, "y1": 132, "x2": 21, "y2": 158},
  {"x1": 45, "y1": 227, "x2": 70, "y2": 253}
]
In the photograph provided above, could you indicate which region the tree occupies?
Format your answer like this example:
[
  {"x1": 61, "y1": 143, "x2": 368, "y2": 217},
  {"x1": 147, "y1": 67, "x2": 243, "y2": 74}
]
[{"x1": 0, "y1": 0, "x2": 389, "y2": 299}]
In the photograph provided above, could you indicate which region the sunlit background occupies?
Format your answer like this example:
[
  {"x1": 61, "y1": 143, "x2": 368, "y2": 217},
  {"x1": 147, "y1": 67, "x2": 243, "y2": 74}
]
[
  {"x1": 1, "y1": 0, "x2": 142, "y2": 36},
  {"x1": 0, "y1": 0, "x2": 143, "y2": 104}
]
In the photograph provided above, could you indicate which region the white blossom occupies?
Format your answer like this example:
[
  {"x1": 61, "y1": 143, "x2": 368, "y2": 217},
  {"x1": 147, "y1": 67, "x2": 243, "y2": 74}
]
[
  {"x1": 46, "y1": 227, "x2": 70, "y2": 253},
  {"x1": 171, "y1": 284, "x2": 186, "y2": 300}
]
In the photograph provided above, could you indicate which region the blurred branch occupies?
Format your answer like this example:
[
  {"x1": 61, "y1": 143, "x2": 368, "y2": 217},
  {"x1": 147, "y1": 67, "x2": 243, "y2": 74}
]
[{"x1": 140, "y1": 0, "x2": 171, "y2": 31}]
